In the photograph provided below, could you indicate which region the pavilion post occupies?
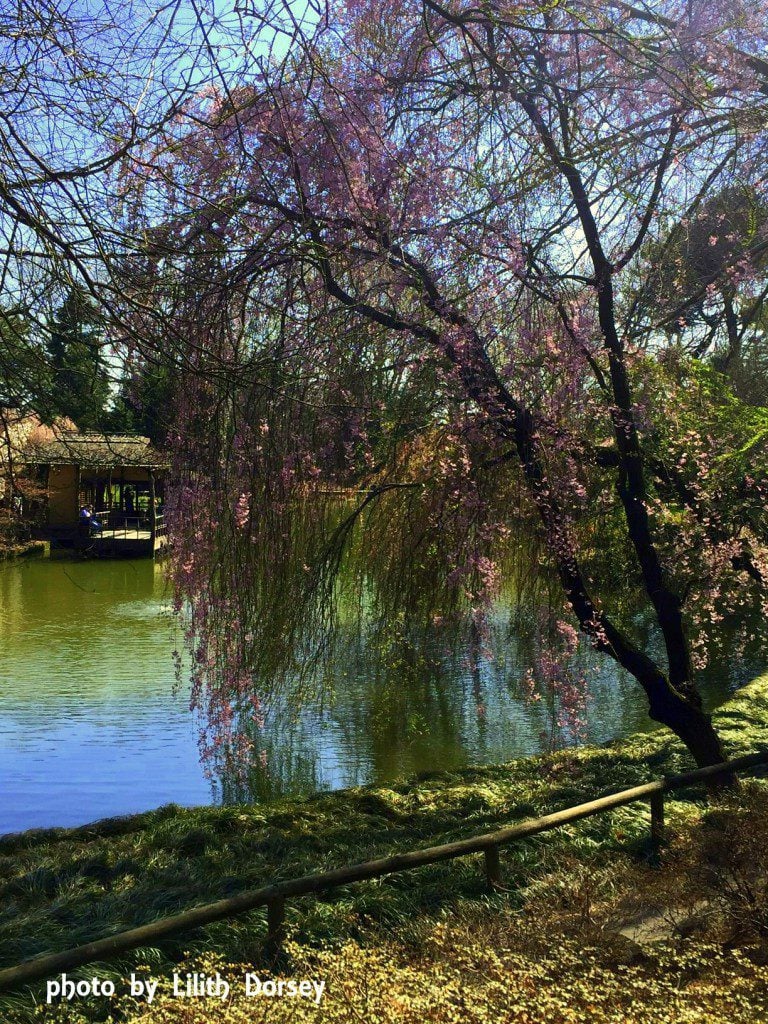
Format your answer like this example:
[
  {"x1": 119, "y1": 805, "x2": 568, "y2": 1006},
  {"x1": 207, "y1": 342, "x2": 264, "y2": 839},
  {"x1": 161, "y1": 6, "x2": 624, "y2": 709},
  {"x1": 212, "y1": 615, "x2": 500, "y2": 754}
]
[{"x1": 148, "y1": 468, "x2": 156, "y2": 543}]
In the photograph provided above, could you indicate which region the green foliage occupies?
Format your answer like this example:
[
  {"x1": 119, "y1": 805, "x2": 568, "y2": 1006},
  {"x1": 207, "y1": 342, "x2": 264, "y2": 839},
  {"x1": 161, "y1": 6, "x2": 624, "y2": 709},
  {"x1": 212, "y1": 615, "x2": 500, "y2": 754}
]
[
  {"x1": 643, "y1": 186, "x2": 767, "y2": 312},
  {"x1": 0, "y1": 311, "x2": 60, "y2": 418},
  {"x1": 634, "y1": 354, "x2": 767, "y2": 507},
  {"x1": 44, "y1": 289, "x2": 111, "y2": 430},
  {"x1": 574, "y1": 353, "x2": 768, "y2": 660},
  {"x1": 107, "y1": 359, "x2": 175, "y2": 444},
  {"x1": 632, "y1": 184, "x2": 768, "y2": 398}
]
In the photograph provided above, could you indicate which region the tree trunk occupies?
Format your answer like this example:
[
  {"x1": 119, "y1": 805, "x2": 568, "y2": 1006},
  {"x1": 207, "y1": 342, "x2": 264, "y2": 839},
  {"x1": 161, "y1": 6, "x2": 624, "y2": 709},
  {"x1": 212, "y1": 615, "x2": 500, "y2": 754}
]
[
  {"x1": 645, "y1": 681, "x2": 726, "y2": 769},
  {"x1": 637, "y1": 661, "x2": 734, "y2": 789},
  {"x1": 505, "y1": 404, "x2": 729, "y2": 774}
]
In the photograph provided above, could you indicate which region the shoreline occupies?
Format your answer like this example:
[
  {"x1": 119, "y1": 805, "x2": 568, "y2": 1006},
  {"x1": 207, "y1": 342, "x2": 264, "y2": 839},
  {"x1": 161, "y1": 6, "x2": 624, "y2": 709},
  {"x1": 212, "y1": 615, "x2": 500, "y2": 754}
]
[
  {"x1": 0, "y1": 673, "x2": 766, "y2": 1022},
  {"x1": 0, "y1": 538, "x2": 49, "y2": 561},
  {"x1": 2, "y1": 670, "x2": 766, "y2": 853}
]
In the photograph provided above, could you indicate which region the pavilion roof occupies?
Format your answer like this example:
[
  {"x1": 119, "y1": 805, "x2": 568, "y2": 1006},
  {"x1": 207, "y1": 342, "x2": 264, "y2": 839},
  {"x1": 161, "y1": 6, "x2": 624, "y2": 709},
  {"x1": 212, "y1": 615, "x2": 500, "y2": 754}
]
[{"x1": 24, "y1": 432, "x2": 169, "y2": 469}]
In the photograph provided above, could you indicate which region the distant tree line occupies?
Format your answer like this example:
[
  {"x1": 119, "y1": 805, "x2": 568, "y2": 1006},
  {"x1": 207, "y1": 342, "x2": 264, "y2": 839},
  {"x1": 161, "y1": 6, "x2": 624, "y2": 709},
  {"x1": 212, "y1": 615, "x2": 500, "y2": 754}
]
[{"x1": 1, "y1": 287, "x2": 173, "y2": 443}]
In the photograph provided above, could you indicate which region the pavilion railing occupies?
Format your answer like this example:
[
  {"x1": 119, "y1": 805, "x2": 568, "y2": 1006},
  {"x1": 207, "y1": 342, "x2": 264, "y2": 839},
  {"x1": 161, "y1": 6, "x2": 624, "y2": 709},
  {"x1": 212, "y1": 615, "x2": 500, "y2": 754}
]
[{"x1": 86, "y1": 513, "x2": 166, "y2": 539}]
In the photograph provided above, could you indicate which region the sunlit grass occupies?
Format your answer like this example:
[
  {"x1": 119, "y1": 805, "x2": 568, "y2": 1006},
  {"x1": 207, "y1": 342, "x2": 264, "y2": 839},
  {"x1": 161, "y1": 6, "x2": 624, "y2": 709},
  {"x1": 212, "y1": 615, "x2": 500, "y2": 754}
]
[{"x1": 1, "y1": 675, "x2": 766, "y2": 1022}]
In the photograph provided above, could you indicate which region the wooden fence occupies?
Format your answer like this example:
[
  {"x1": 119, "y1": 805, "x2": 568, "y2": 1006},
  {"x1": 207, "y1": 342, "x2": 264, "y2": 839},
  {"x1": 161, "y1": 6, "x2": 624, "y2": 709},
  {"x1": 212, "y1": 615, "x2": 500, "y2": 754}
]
[{"x1": 1, "y1": 749, "x2": 767, "y2": 993}]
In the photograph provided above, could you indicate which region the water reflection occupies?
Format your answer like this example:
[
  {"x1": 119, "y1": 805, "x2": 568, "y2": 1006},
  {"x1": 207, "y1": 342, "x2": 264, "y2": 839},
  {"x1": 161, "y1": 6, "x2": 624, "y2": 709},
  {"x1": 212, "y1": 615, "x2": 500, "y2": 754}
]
[
  {"x1": 0, "y1": 557, "x2": 762, "y2": 832},
  {"x1": 219, "y1": 607, "x2": 761, "y2": 804}
]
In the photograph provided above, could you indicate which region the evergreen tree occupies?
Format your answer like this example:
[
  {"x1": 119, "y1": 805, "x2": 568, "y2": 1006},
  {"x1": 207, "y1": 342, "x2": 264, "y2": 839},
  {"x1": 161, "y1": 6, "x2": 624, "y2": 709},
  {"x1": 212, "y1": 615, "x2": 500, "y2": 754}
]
[
  {"x1": 107, "y1": 357, "x2": 175, "y2": 443},
  {"x1": 0, "y1": 311, "x2": 49, "y2": 411},
  {"x1": 45, "y1": 289, "x2": 111, "y2": 430}
]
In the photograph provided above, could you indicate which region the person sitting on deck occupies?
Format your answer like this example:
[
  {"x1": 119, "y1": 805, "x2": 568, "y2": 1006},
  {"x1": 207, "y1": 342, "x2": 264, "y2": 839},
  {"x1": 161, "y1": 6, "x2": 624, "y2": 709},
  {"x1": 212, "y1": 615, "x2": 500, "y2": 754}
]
[
  {"x1": 80, "y1": 505, "x2": 102, "y2": 534},
  {"x1": 87, "y1": 505, "x2": 102, "y2": 533}
]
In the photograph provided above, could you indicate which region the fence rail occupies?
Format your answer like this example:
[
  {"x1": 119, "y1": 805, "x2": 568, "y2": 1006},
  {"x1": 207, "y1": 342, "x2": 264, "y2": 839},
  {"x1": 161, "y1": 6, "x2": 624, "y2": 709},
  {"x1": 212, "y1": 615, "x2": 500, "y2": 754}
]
[{"x1": 1, "y1": 749, "x2": 767, "y2": 993}]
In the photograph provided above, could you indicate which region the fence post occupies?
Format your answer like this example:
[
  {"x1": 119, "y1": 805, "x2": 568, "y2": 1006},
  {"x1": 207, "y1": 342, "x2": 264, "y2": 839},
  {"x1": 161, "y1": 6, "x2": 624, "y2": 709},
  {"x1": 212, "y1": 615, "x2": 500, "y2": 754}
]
[
  {"x1": 265, "y1": 897, "x2": 286, "y2": 959},
  {"x1": 484, "y1": 845, "x2": 502, "y2": 889},
  {"x1": 650, "y1": 791, "x2": 664, "y2": 848}
]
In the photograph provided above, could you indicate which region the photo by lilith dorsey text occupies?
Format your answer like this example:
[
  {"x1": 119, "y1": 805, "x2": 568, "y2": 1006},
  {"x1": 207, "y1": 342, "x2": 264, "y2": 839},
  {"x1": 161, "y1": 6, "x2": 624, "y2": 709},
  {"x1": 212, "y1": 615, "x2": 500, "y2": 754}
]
[{"x1": 45, "y1": 971, "x2": 326, "y2": 1006}]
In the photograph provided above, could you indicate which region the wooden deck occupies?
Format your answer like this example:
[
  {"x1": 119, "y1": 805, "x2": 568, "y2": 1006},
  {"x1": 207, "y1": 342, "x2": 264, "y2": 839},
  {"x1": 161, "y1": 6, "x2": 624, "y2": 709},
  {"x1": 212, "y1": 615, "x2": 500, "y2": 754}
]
[
  {"x1": 96, "y1": 527, "x2": 154, "y2": 541},
  {"x1": 91, "y1": 529, "x2": 169, "y2": 558},
  {"x1": 43, "y1": 516, "x2": 169, "y2": 558}
]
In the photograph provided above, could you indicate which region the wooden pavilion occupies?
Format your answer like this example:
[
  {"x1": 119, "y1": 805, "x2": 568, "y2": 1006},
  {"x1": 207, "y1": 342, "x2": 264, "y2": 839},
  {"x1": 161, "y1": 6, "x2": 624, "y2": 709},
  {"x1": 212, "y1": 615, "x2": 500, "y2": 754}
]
[{"x1": 25, "y1": 432, "x2": 169, "y2": 557}]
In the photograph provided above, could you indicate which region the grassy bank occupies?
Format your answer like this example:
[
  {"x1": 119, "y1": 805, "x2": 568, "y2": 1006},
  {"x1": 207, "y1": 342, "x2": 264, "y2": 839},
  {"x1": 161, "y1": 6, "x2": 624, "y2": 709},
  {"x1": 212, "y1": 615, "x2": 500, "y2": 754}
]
[
  {"x1": 2, "y1": 675, "x2": 768, "y2": 1022},
  {"x1": 0, "y1": 539, "x2": 48, "y2": 561}
]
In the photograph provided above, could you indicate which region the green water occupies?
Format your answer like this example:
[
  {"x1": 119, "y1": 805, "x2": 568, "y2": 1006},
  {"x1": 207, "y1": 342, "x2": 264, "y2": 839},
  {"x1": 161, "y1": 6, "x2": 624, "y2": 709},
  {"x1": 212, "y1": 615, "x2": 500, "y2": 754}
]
[
  {"x1": 0, "y1": 557, "x2": 756, "y2": 834},
  {"x1": 0, "y1": 558, "x2": 208, "y2": 835}
]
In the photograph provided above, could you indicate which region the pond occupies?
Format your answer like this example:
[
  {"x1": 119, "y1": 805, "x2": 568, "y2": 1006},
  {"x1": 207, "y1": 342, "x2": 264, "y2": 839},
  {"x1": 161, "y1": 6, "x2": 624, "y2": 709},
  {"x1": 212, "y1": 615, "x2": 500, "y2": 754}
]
[{"x1": 0, "y1": 556, "x2": 760, "y2": 834}]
